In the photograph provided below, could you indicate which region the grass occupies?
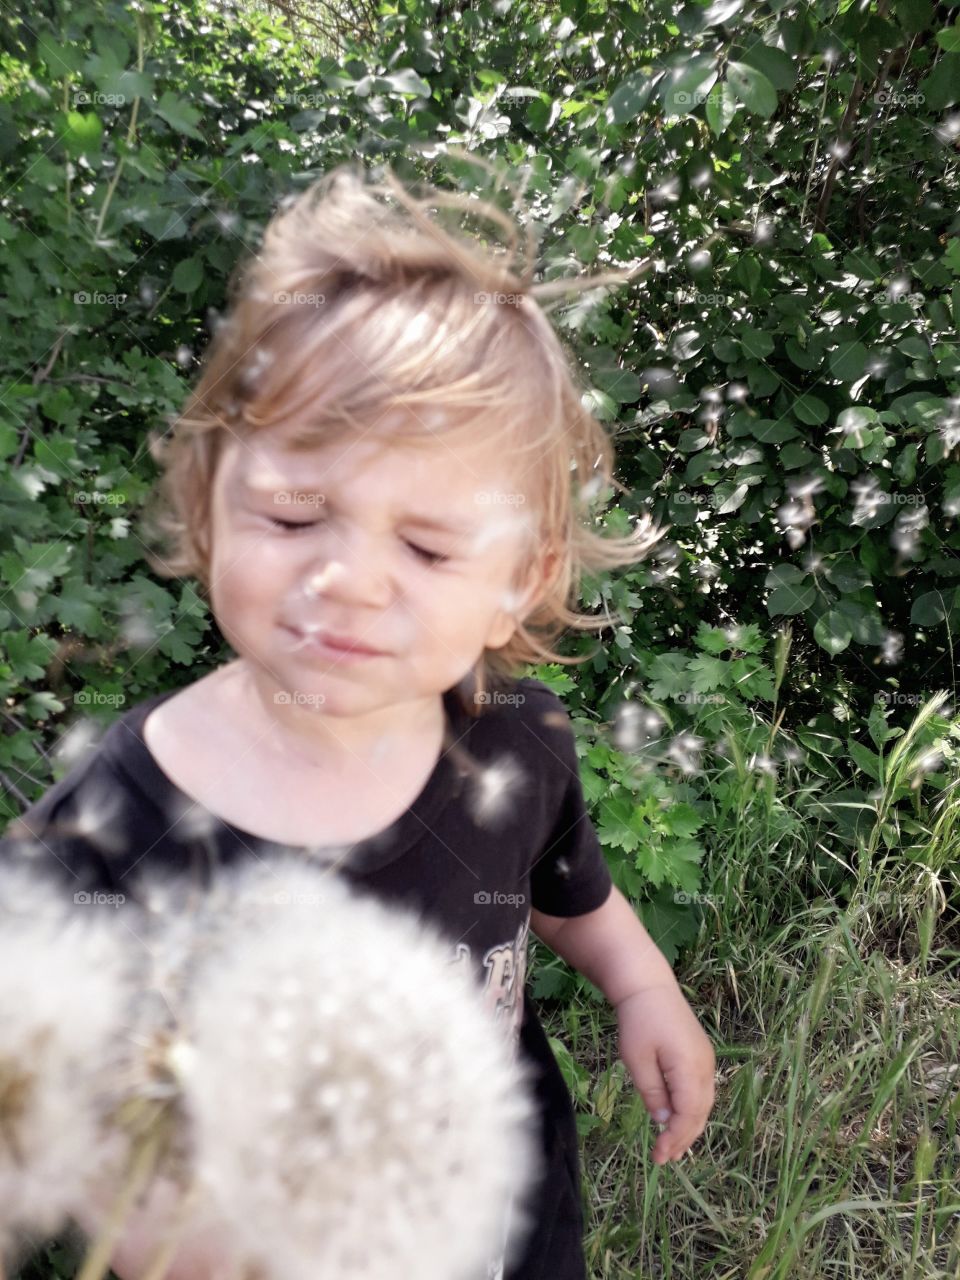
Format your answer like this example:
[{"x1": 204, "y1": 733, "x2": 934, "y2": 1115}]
[{"x1": 535, "y1": 695, "x2": 960, "y2": 1278}]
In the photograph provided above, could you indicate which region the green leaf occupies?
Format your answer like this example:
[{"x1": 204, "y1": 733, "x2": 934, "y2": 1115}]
[
  {"x1": 919, "y1": 54, "x2": 959, "y2": 109},
  {"x1": 659, "y1": 54, "x2": 718, "y2": 117},
  {"x1": 172, "y1": 256, "x2": 205, "y2": 293},
  {"x1": 768, "y1": 581, "x2": 816, "y2": 616},
  {"x1": 737, "y1": 42, "x2": 798, "y2": 91},
  {"x1": 738, "y1": 326, "x2": 775, "y2": 359},
  {"x1": 836, "y1": 406, "x2": 878, "y2": 448},
  {"x1": 705, "y1": 79, "x2": 740, "y2": 135},
  {"x1": 637, "y1": 894, "x2": 700, "y2": 967},
  {"x1": 2, "y1": 630, "x2": 58, "y2": 681},
  {"x1": 36, "y1": 35, "x2": 84, "y2": 74},
  {"x1": 701, "y1": 0, "x2": 745, "y2": 26},
  {"x1": 829, "y1": 341, "x2": 869, "y2": 381},
  {"x1": 582, "y1": 388, "x2": 617, "y2": 421},
  {"x1": 379, "y1": 68, "x2": 432, "y2": 96},
  {"x1": 636, "y1": 836, "x2": 704, "y2": 892},
  {"x1": 605, "y1": 68, "x2": 658, "y2": 124},
  {"x1": 814, "y1": 609, "x2": 853, "y2": 655},
  {"x1": 911, "y1": 588, "x2": 960, "y2": 625},
  {"x1": 62, "y1": 111, "x2": 103, "y2": 156},
  {"x1": 935, "y1": 24, "x2": 960, "y2": 52},
  {"x1": 793, "y1": 393, "x2": 829, "y2": 424},
  {"x1": 152, "y1": 91, "x2": 204, "y2": 139},
  {"x1": 894, "y1": 0, "x2": 933, "y2": 34},
  {"x1": 725, "y1": 61, "x2": 778, "y2": 117},
  {"x1": 847, "y1": 738, "x2": 883, "y2": 782}
]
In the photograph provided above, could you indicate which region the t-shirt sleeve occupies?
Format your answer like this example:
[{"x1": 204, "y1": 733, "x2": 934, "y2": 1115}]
[
  {"x1": 1, "y1": 768, "x2": 126, "y2": 898},
  {"x1": 526, "y1": 689, "x2": 613, "y2": 918}
]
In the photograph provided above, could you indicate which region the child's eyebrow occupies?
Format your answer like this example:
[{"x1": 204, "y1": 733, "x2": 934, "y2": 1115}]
[{"x1": 240, "y1": 479, "x2": 476, "y2": 535}]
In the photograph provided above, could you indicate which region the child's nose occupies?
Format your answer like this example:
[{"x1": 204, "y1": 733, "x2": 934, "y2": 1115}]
[{"x1": 298, "y1": 551, "x2": 391, "y2": 608}]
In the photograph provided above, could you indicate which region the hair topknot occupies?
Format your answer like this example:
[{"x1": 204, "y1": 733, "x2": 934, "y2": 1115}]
[{"x1": 141, "y1": 148, "x2": 666, "y2": 713}]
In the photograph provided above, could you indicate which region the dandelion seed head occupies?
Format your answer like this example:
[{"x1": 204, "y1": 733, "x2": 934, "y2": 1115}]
[
  {"x1": 176, "y1": 856, "x2": 542, "y2": 1280},
  {"x1": 0, "y1": 865, "x2": 140, "y2": 1247}
]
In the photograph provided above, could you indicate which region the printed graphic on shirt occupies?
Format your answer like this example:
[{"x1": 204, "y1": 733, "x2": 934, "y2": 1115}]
[
  {"x1": 447, "y1": 916, "x2": 531, "y2": 1280},
  {"x1": 448, "y1": 913, "x2": 530, "y2": 1053}
]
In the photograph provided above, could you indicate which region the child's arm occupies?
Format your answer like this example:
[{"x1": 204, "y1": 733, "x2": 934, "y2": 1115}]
[{"x1": 530, "y1": 886, "x2": 716, "y2": 1165}]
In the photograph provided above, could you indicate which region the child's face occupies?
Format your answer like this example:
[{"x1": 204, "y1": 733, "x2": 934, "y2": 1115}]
[{"x1": 206, "y1": 416, "x2": 544, "y2": 717}]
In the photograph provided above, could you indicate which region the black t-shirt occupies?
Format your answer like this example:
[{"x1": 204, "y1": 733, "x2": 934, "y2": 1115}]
[{"x1": 1, "y1": 674, "x2": 613, "y2": 1280}]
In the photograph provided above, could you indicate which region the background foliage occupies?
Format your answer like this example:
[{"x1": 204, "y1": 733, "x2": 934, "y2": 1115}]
[{"x1": 1, "y1": 0, "x2": 959, "y2": 986}]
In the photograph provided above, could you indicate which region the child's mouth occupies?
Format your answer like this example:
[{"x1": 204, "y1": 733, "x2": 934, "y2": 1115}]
[{"x1": 282, "y1": 624, "x2": 388, "y2": 661}]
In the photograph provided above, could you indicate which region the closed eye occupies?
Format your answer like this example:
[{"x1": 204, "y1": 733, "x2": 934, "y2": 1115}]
[
  {"x1": 268, "y1": 518, "x2": 317, "y2": 533},
  {"x1": 406, "y1": 542, "x2": 449, "y2": 566},
  {"x1": 267, "y1": 517, "x2": 449, "y2": 565}
]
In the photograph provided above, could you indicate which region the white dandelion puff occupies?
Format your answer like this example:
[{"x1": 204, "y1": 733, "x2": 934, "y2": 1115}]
[
  {"x1": 169, "y1": 857, "x2": 542, "y2": 1280},
  {"x1": 0, "y1": 862, "x2": 140, "y2": 1260}
]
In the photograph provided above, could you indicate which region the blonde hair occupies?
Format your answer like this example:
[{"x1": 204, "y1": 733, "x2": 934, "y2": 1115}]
[{"x1": 141, "y1": 150, "x2": 667, "y2": 715}]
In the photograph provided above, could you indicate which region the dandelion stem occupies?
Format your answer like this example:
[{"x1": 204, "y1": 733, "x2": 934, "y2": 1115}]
[
  {"x1": 136, "y1": 1180, "x2": 204, "y2": 1280},
  {"x1": 75, "y1": 1128, "x2": 165, "y2": 1280}
]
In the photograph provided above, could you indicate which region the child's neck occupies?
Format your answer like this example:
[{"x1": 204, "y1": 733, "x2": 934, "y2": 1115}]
[{"x1": 214, "y1": 658, "x2": 446, "y2": 774}]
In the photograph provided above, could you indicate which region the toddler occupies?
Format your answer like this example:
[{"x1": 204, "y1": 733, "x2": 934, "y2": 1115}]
[{"x1": 3, "y1": 156, "x2": 716, "y2": 1280}]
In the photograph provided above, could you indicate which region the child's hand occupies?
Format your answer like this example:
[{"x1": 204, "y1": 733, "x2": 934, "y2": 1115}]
[{"x1": 615, "y1": 983, "x2": 716, "y2": 1165}]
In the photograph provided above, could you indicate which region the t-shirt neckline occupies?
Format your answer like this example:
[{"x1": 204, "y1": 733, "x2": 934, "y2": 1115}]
[{"x1": 103, "y1": 682, "x2": 471, "y2": 875}]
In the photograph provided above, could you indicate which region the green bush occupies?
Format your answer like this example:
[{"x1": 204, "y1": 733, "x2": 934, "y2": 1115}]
[{"x1": 2, "y1": 0, "x2": 959, "y2": 981}]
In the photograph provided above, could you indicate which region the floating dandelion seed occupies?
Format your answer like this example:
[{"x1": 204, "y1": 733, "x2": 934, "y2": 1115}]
[
  {"x1": 641, "y1": 367, "x2": 679, "y2": 397},
  {"x1": 0, "y1": 861, "x2": 140, "y2": 1265},
  {"x1": 236, "y1": 347, "x2": 277, "y2": 397},
  {"x1": 465, "y1": 756, "x2": 526, "y2": 829},
  {"x1": 694, "y1": 559, "x2": 722, "y2": 585},
  {"x1": 51, "y1": 716, "x2": 104, "y2": 773},
  {"x1": 666, "y1": 732, "x2": 704, "y2": 775},
  {"x1": 749, "y1": 753, "x2": 778, "y2": 776},
  {"x1": 880, "y1": 630, "x2": 905, "y2": 666},
  {"x1": 119, "y1": 604, "x2": 159, "y2": 651},
  {"x1": 934, "y1": 113, "x2": 960, "y2": 143},
  {"x1": 610, "y1": 702, "x2": 663, "y2": 753},
  {"x1": 686, "y1": 248, "x2": 711, "y2": 272},
  {"x1": 168, "y1": 857, "x2": 541, "y2": 1280}
]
